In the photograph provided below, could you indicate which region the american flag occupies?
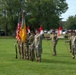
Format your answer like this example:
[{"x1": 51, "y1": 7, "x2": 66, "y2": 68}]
[{"x1": 16, "y1": 18, "x2": 21, "y2": 41}]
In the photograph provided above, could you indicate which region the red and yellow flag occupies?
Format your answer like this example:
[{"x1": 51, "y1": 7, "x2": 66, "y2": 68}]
[{"x1": 19, "y1": 12, "x2": 27, "y2": 42}]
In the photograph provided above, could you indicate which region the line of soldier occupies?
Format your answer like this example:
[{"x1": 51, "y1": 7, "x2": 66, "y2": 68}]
[
  {"x1": 15, "y1": 29, "x2": 43, "y2": 62},
  {"x1": 47, "y1": 30, "x2": 76, "y2": 59},
  {"x1": 50, "y1": 30, "x2": 76, "y2": 59},
  {"x1": 15, "y1": 29, "x2": 76, "y2": 63}
]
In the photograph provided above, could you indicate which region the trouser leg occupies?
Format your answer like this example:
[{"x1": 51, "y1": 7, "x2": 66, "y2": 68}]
[
  {"x1": 36, "y1": 49, "x2": 41, "y2": 62},
  {"x1": 53, "y1": 45, "x2": 56, "y2": 56},
  {"x1": 72, "y1": 48, "x2": 75, "y2": 59}
]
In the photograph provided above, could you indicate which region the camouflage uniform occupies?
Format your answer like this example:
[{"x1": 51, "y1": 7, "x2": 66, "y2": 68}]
[
  {"x1": 69, "y1": 33, "x2": 76, "y2": 59},
  {"x1": 15, "y1": 34, "x2": 29, "y2": 60},
  {"x1": 34, "y1": 30, "x2": 43, "y2": 62},
  {"x1": 68, "y1": 33, "x2": 72, "y2": 53},
  {"x1": 50, "y1": 32, "x2": 58, "y2": 56},
  {"x1": 28, "y1": 32, "x2": 35, "y2": 61},
  {"x1": 16, "y1": 40, "x2": 26, "y2": 59},
  {"x1": 17, "y1": 40, "x2": 23, "y2": 59},
  {"x1": 24, "y1": 34, "x2": 29, "y2": 60}
]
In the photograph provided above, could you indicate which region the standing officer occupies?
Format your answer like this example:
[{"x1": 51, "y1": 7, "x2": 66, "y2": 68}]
[
  {"x1": 67, "y1": 30, "x2": 75, "y2": 53},
  {"x1": 50, "y1": 30, "x2": 58, "y2": 56},
  {"x1": 69, "y1": 31, "x2": 76, "y2": 59},
  {"x1": 28, "y1": 31, "x2": 35, "y2": 61},
  {"x1": 24, "y1": 33, "x2": 30, "y2": 60},
  {"x1": 34, "y1": 29, "x2": 43, "y2": 62}
]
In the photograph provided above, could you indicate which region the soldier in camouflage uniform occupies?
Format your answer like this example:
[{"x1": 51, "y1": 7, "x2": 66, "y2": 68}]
[
  {"x1": 34, "y1": 29, "x2": 43, "y2": 62},
  {"x1": 15, "y1": 40, "x2": 22, "y2": 59},
  {"x1": 50, "y1": 31, "x2": 58, "y2": 56},
  {"x1": 68, "y1": 31, "x2": 73, "y2": 53},
  {"x1": 24, "y1": 34, "x2": 30, "y2": 60},
  {"x1": 68, "y1": 31, "x2": 76, "y2": 59},
  {"x1": 28, "y1": 31, "x2": 35, "y2": 61}
]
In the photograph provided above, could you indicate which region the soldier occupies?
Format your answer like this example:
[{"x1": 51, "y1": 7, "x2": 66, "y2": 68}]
[
  {"x1": 34, "y1": 29, "x2": 43, "y2": 62},
  {"x1": 50, "y1": 30, "x2": 58, "y2": 56},
  {"x1": 67, "y1": 30, "x2": 75, "y2": 53},
  {"x1": 68, "y1": 31, "x2": 76, "y2": 59},
  {"x1": 28, "y1": 31, "x2": 35, "y2": 61}
]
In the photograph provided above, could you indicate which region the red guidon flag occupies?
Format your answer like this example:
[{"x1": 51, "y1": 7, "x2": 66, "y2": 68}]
[
  {"x1": 39, "y1": 26, "x2": 43, "y2": 35},
  {"x1": 27, "y1": 26, "x2": 30, "y2": 34},
  {"x1": 57, "y1": 26, "x2": 62, "y2": 37}
]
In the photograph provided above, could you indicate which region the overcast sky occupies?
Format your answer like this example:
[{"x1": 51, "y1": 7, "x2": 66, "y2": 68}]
[{"x1": 61, "y1": 0, "x2": 76, "y2": 21}]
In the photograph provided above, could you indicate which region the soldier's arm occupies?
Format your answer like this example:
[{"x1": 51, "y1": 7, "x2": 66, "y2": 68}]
[
  {"x1": 50, "y1": 34, "x2": 52, "y2": 40},
  {"x1": 56, "y1": 37, "x2": 58, "y2": 43},
  {"x1": 65, "y1": 40, "x2": 70, "y2": 42},
  {"x1": 65, "y1": 36, "x2": 72, "y2": 43}
]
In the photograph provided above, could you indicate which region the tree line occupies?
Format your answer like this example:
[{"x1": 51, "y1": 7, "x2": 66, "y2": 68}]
[{"x1": 0, "y1": 0, "x2": 68, "y2": 35}]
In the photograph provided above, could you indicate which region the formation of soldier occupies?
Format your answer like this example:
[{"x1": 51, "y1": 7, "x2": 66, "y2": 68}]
[
  {"x1": 15, "y1": 29, "x2": 43, "y2": 62},
  {"x1": 15, "y1": 29, "x2": 76, "y2": 63}
]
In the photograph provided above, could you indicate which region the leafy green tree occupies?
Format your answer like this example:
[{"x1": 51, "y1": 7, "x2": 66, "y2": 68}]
[
  {"x1": 0, "y1": 0, "x2": 25, "y2": 35},
  {"x1": 64, "y1": 15, "x2": 76, "y2": 29},
  {"x1": 0, "y1": 0, "x2": 68, "y2": 35},
  {"x1": 26, "y1": 0, "x2": 68, "y2": 30}
]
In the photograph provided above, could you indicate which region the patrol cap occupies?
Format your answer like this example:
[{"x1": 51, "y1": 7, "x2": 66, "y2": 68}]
[
  {"x1": 71, "y1": 30, "x2": 75, "y2": 33},
  {"x1": 52, "y1": 30, "x2": 55, "y2": 34}
]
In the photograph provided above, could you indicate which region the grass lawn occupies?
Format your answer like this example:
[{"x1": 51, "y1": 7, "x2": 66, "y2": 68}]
[{"x1": 0, "y1": 38, "x2": 76, "y2": 75}]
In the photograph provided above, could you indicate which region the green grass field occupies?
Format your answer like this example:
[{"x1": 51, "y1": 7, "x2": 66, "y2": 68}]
[{"x1": 0, "y1": 38, "x2": 76, "y2": 75}]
